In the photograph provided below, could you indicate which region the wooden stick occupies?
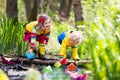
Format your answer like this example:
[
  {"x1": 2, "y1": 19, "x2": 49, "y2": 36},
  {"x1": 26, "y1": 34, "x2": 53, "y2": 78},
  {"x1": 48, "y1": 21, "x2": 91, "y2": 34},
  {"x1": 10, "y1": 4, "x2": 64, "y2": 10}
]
[
  {"x1": 11, "y1": 57, "x2": 92, "y2": 65},
  {"x1": 0, "y1": 55, "x2": 92, "y2": 65}
]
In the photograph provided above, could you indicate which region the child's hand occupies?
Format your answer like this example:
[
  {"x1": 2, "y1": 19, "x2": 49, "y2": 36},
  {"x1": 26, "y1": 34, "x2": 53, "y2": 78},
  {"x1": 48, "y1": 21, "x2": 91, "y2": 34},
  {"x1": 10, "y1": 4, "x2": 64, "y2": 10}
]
[
  {"x1": 59, "y1": 53, "x2": 66, "y2": 58},
  {"x1": 28, "y1": 49, "x2": 33, "y2": 53},
  {"x1": 42, "y1": 40, "x2": 48, "y2": 45}
]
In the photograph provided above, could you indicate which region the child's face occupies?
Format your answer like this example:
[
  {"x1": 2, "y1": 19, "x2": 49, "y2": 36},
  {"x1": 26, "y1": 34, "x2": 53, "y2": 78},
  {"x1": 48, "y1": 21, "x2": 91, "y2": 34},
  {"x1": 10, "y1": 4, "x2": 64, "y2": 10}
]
[
  {"x1": 43, "y1": 19, "x2": 51, "y2": 30},
  {"x1": 69, "y1": 38, "x2": 79, "y2": 46}
]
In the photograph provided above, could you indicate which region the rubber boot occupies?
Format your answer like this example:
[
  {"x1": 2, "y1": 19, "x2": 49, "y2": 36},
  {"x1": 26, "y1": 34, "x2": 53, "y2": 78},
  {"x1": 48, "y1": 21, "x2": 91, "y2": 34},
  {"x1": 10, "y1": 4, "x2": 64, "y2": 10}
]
[
  {"x1": 39, "y1": 44, "x2": 46, "y2": 60},
  {"x1": 72, "y1": 48, "x2": 80, "y2": 60}
]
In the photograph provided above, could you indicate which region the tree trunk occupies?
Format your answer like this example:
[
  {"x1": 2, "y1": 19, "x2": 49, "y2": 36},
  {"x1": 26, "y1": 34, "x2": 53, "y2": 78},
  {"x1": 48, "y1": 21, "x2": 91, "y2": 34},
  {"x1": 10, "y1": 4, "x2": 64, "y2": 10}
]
[
  {"x1": 58, "y1": 0, "x2": 73, "y2": 21},
  {"x1": 28, "y1": 0, "x2": 38, "y2": 21},
  {"x1": 37, "y1": 0, "x2": 42, "y2": 14},
  {"x1": 24, "y1": 0, "x2": 32, "y2": 20},
  {"x1": 73, "y1": 0, "x2": 84, "y2": 26},
  {"x1": 6, "y1": 0, "x2": 18, "y2": 22},
  {"x1": 49, "y1": 0, "x2": 59, "y2": 14}
]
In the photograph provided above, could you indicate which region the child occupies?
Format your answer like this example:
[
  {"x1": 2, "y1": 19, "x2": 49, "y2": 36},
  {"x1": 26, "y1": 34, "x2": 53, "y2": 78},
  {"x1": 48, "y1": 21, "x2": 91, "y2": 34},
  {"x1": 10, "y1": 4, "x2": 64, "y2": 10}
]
[
  {"x1": 23, "y1": 14, "x2": 51, "y2": 59},
  {"x1": 58, "y1": 30, "x2": 82, "y2": 60}
]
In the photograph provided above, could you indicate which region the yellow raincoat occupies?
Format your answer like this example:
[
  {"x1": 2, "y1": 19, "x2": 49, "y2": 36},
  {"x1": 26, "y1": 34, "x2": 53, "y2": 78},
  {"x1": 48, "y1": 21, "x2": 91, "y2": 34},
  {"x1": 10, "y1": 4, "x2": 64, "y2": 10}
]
[
  {"x1": 59, "y1": 32, "x2": 79, "y2": 60},
  {"x1": 26, "y1": 21, "x2": 50, "y2": 35}
]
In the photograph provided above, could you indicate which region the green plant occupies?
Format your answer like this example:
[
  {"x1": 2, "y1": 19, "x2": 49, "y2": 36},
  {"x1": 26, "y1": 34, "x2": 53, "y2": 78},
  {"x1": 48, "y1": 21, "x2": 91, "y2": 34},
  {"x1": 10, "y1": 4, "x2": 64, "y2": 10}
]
[
  {"x1": 0, "y1": 15, "x2": 27, "y2": 55},
  {"x1": 82, "y1": 0, "x2": 120, "y2": 79}
]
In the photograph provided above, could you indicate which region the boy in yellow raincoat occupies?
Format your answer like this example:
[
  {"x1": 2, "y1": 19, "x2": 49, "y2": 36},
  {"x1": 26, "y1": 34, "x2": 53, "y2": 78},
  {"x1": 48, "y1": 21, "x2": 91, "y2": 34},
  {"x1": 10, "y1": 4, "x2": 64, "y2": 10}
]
[{"x1": 58, "y1": 30, "x2": 82, "y2": 60}]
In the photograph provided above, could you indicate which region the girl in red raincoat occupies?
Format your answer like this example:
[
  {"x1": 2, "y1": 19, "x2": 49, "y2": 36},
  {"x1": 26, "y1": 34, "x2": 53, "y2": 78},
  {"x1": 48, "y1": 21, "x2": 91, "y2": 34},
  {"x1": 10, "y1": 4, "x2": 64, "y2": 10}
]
[{"x1": 23, "y1": 14, "x2": 51, "y2": 59}]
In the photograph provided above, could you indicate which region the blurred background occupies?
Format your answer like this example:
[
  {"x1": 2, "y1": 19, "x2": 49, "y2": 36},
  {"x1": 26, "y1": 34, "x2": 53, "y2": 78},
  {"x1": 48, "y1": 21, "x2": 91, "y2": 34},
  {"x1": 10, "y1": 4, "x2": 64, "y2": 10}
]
[{"x1": 0, "y1": 0, "x2": 120, "y2": 79}]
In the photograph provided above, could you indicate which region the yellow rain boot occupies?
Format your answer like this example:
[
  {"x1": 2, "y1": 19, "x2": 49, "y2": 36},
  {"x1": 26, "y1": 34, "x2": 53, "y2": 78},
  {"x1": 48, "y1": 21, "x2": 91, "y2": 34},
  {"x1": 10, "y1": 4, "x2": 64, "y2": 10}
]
[
  {"x1": 39, "y1": 44, "x2": 46, "y2": 59},
  {"x1": 59, "y1": 46, "x2": 67, "y2": 58},
  {"x1": 39, "y1": 44, "x2": 45, "y2": 55},
  {"x1": 72, "y1": 48, "x2": 80, "y2": 60}
]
